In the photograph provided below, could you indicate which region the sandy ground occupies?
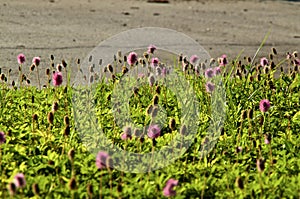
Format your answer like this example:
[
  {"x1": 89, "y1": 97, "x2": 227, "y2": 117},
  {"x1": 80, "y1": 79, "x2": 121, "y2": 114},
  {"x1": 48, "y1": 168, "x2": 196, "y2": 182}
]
[{"x1": 0, "y1": 0, "x2": 299, "y2": 85}]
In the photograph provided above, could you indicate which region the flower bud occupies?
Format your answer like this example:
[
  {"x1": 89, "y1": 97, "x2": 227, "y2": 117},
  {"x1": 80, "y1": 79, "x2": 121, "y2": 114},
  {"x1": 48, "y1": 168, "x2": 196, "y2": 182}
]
[
  {"x1": 68, "y1": 148, "x2": 75, "y2": 161},
  {"x1": 47, "y1": 111, "x2": 54, "y2": 124}
]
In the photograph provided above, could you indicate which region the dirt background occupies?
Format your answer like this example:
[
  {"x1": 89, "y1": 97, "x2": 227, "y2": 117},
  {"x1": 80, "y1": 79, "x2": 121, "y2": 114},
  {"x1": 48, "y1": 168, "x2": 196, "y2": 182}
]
[{"x1": 0, "y1": 0, "x2": 299, "y2": 85}]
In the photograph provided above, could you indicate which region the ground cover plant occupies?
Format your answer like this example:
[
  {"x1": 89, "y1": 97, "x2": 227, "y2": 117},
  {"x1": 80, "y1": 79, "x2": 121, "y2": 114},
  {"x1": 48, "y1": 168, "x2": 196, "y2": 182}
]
[{"x1": 0, "y1": 44, "x2": 299, "y2": 198}]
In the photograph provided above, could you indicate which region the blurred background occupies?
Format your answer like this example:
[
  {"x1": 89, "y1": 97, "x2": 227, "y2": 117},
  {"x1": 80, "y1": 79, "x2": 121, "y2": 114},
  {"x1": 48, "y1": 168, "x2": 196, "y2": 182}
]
[{"x1": 0, "y1": 0, "x2": 299, "y2": 84}]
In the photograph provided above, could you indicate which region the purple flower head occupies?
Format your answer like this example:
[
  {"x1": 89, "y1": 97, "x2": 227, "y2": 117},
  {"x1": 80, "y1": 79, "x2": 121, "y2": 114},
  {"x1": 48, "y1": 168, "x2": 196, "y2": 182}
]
[
  {"x1": 264, "y1": 138, "x2": 270, "y2": 145},
  {"x1": 264, "y1": 134, "x2": 271, "y2": 144},
  {"x1": 214, "y1": 67, "x2": 221, "y2": 76},
  {"x1": 138, "y1": 73, "x2": 145, "y2": 79},
  {"x1": 205, "y1": 68, "x2": 215, "y2": 78},
  {"x1": 259, "y1": 99, "x2": 271, "y2": 113},
  {"x1": 147, "y1": 124, "x2": 161, "y2": 139},
  {"x1": 156, "y1": 67, "x2": 162, "y2": 76},
  {"x1": 17, "y1": 53, "x2": 26, "y2": 65},
  {"x1": 205, "y1": 82, "x2": 215, "y2": 93},
  {"x1": 121, "y1": 132, "x2": 132, "y2": 140},
  {"x1": 32, "y1": 57, "x2": 41, "y2": 66},
  {"x1": 151, "y1": 57, "x2": 159, "y2": 67},
  {"x1": 161, "y1": 67, "x2": 168, "y2": 77},
  {"x1": 96, "y1": 151, "x2": 111, "y2": 170},
  {"x1": 148, "y1": 45, "x2": 157, "y2": 54},
  {"x1": 0, "y1": 132, "x2": 6, "y2": 144},
  {"x1": 148, "y1": 75, "x2": 155, "y2": 87},
  {"x1": 13, "y1": 173, "x2": 26, "y2": 188},
  {"x1": 219, "y1": 54, "x2": 228, "y2": 66},
  {"x1": 260, "y1": 57, "x2": 269, "y2": 67},
  {"x1": 163, "y1": 178, "x2": 179, "y2": 197},
  {"x1": 52, "y1": 72, "x2": 63, "y2": 86},
  {"x1": 189, "y1": 55, "x2": 199, "y2": 65},
  {"x1": 127, "y1": 52, "x2": 138, "y2": 66}
]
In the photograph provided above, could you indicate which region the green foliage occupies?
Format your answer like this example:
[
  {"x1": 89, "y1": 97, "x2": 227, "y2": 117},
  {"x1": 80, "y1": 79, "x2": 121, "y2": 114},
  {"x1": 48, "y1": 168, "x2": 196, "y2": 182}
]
[{"x1": 0, "y1": 53, "x2": 299, "y2": 198}]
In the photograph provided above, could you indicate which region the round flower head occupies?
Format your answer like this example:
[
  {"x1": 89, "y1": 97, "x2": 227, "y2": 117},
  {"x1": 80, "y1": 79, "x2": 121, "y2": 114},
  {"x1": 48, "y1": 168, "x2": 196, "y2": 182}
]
[
  {"x1": 148, "y1": 75, "x2": 155, "y2": 87},
  {"x1": 205, "y1": 68, "x2": 214, "y2": 78},
  {"x1": 147, "y1": 124, "x2": 161, "y2": 139},
  {"x1": 259, "y1": 99, "x2": 271, "y2": 113},
  {"x1": 163, "y1": 178, "x2": 179, "y2": 197},
  {"x1": 214, "y1": 67, "x2": 221, "y2": 76},
  {"x1": 205, "y1": 82, "x2": 215, "y2": 93},
  {"x1": 264, "y1": 134, "x2": 271, "y2": 144},
  {"x1": 13, "y1": 173, "x2": 26, "y2": 188},
  {"x1": 127, "y1": 52, "x2": 138, "y2": 66},
  {"x1": 121, "y1": 133, "x2": 131, "y2": 140},
  {"x1": 219, "y1": 54, "x2": 228, "y2": 66},
  {"x1": 260, "y1": 57, "x2": 269, "y2": 67},
  {"x1": 189, "y1": 55, "x2": 199, "y2": 65},
  {"x1": 151, "y1": 57, "x2": 159, "y2": 67},
  {"x1": 138, "y1": 73, "x2": 145, "y2": 79},
  {"x1": 0, "y1": 131, "x2": 6, "y2": 144},
  {"x1": 96, "y1": 151, "x2": 111, "y2": 170},
  {"x1": 17, "y1": 53, "x2": 26, "y2": 65},
  {"x1": 161, "y1": 67, "x2": 168, "y2": 77},
  {"x1": 121, "y1": 132, "x2": 132, "y2": 140},
  {"x1": 148, "y1": 44, "x2": 157, "y2": 54},
  {"x1": 32, "y1": 57, "x2": 41, "y2": 66},
  {"x1": 52, "y1": 72, "x2": 63, "y2": 86},
  {"x1": 155, "y1": 67, "x2": 162, "y2": 76}
]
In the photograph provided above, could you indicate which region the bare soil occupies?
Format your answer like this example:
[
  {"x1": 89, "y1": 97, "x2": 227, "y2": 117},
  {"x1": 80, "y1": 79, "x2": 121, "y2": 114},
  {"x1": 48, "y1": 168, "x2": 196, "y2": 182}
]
[{"x1": 0, "y1": 0, "x2": 299, "y2": 85}]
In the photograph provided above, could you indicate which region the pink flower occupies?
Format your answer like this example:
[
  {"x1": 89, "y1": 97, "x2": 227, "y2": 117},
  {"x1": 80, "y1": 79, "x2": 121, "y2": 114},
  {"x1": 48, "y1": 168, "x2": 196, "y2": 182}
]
[
  {"x1": 148, "y1": 75, "x2": 155, "y2": 87},
  {"x1": 127, "y1": 52, "x2": 138, "y2": 66},
  {"x1": 0, "y1": 131, "x2": 6, "y2": 144},
  {"x1": 138, "y1": 73, "x2": 145, "y2": 78},
  {"x1": 17, "y1": 53, "x2": 26, "y2": 65},
  {"x1": 32, "y1": 57, "x2": 41, "y2": 66},
  {"x1": 264, "y1": 134, "x2": 271, "y2": 144},
  {"x1": 214, "y1": 67, "x2": 221, "y2": 75},
  {"x1": 259, "y1": 99, "x2": 271, "y2": 113},
  {"x1": 205, "y1": 82, "x2": 215, "y2": 93},
  {"x1": 163, "y1": 178, "x2": 179, "y2": 197},
  {"x1": 189, "y1": 55, "x2": 199, "y2": 64},
  {"x1": 13, "y1": 173, "x2": 26, "y2": 188},
  {"x1": 260, "y1": 57, "x2": 269, "y2": 67},
  {"x1": 52, "y1": 72, "x2": 63, "y2": 86},
  {"x1": 147, "y1": 124, "x2": 161, "y2": 139},
  {"x1": 96, "y1": 151, "x2": 111, "y2": 170},
  {"x1": 205, "y1": 68, "x2": 215, "y2": 78},
  {"x1": 148, "y1": 45, "x2": 157, "y2": 54},
  {"x1": 162, "y1": 67, "x2": 168, "y2": 77},
  {"x1": 219, "y1": 54, "x2": 228, "y2": 66},
  {"x1": 121, "y1": 132, "x2": 132, "y2": 140},
  {"x1": 151, "y1": 57, "x2": 159, "y2": 67}
]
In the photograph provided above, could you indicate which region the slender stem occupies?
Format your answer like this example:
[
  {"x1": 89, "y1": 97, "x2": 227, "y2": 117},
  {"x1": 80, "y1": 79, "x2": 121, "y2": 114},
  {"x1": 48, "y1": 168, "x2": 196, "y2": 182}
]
[
  {"x1": 201, "y1": 175, "x2": 206, "y2": 199},
  {"x1": 99, "y1": 173, "x2": 102, "y2": 199},
  {"x1": 37, "y1": 66, "x2": 41, "y2": 90}
]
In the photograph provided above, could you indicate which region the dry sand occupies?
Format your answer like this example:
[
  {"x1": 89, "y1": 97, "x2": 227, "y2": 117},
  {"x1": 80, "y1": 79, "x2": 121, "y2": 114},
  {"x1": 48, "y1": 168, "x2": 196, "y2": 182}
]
[{"x1": 0, "y1": 0, "x2": 299, "y2": 84}]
